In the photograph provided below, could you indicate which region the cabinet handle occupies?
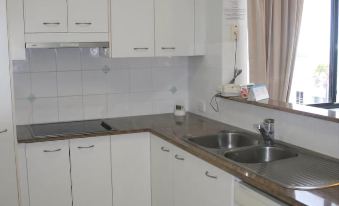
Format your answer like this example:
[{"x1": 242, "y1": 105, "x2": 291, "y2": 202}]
[
  {"x1": 0, "y1": 129, "x2": 8, "y2": 134},
  {"x1": 43, "y1": 22, "x2": 60, "y2": 25},
  {"x1": 161, "y1": 146, "x2": 170, "y2": 152},
  {"x1": 175, "y1": 154, "x2": 185, "y2": 161},
  {"x1": 43, "y1": 149, "x2": 61, "y2": 153},
  {"x1": 161, "y1": 47, "x2": 176, "y2": 50},
  {"x1": 75, "y1": 22, "x2": 92, "y2": 26},
  {"x1": 205, "y1": 171, "x2": 218, "y2": 179},
  {"x1": 134, "y1": 48, "x2": 149, "y2": 50},
  {"x1": 77, "y1": 145, "x2": 95, "y2": 149}
]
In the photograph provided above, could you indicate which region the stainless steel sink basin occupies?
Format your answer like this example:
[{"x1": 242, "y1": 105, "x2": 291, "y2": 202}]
[
  {"x1": 224, "y1": 146, "x2": 298, "y2": 163},
  {"x1": 186, "y1": 131, "x2": 259, "y2": 149}
]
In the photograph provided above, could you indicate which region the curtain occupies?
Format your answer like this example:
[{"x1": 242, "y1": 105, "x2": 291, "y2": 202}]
[{"x1": 247, "y1": 0, "x2": 304, "y2": 102}]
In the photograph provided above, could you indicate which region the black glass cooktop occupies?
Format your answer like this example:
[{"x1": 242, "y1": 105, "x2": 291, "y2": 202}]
[{"x1": 30, "y1": 120, "x2": 115, "y2": 137}]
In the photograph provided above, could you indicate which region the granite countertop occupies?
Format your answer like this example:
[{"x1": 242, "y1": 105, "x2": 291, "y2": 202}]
[{"x1": 16, "y1": 113, "x2": 339, "y2": 206}]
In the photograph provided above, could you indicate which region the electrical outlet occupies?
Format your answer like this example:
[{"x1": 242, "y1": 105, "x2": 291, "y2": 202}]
[{"x1": 231, "y1": 24, "x2": 239, "y2": 40}]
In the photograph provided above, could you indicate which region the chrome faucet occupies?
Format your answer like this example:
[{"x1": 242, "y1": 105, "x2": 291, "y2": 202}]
[{"x1": 256, "y1": 119, "x2": 275, "y2": 146}]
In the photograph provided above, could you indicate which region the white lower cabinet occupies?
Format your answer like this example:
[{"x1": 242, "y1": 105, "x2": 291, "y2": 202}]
[
  {"x1": 151, "y1": 134, "x2": 234, "y2": 206},
  {"x1": 70, "y1": 136, "x2": 112, "y2": 206},
  {"x1": 26, "y1": 140, "x2": 72, "y2": 206},
  {"x1": 111, "y1": 133, "x2": 151, "y2": 206},
  {"x1": 192, "y1": 157, "x2": 234, "y2": 206},
  {"x1": 172, "y1": 146, "x2": 197, "y2": 206},
  {"x1": 19, "y1": 132, "x2": 279, "y2": 206},
  {"x1": 151, "y1": 135, "x2": 174, "y2": 206},
  {"x1": 234, "y1": 181, "x2": 286, "y2": 206}
]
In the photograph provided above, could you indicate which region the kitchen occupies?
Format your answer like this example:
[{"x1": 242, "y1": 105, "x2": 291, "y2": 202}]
[{"x1": 1, "y1": 0, "x2": 339, "y2": 206}]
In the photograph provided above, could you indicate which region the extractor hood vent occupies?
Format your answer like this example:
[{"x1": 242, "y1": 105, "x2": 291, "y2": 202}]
[{"x1": 25, "y1": 42, "x2": 109, "y2": 49}]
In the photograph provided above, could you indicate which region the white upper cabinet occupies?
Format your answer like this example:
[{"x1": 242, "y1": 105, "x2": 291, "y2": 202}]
[
  {"x1": 70, "y1": 136, "x2": 112, "y2": 206},
  {"x1": 68, "y1": 0, "x2": 108, "y2": 33},
  {"x1": 23, "y1": 0, "x2": 108, "y2": 35},
  {"x1": 26, "y1": 140, "x2": 72, "y2": 206},
  {"x1": 111, "y1": 0, "x2": 154, "y2": 57},
  {"x1": 155, "y1": 0, "x2": 195, "y2": 56},
  {"x1": 24, "y1": 0, "x2": 68, "y2": 33}
]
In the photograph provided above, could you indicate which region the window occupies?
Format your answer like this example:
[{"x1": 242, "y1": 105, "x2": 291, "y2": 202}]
[{"x1": 289, "y1": 0, "x2": 338, "y2": 105}]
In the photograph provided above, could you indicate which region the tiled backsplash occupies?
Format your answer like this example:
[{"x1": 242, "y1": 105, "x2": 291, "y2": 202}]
[{"x1": 13, "y1": 48, "x2": 189, "y2": 125}]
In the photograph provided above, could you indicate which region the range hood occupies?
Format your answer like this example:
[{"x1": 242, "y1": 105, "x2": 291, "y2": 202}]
[{"x1": 25, "y1": 42, "x2": 109, "y2": 49}]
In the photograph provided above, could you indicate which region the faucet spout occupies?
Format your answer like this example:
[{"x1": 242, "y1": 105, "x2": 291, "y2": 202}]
[{"x1": 256, "y1": 119, "x2": 275, "y2": 146}]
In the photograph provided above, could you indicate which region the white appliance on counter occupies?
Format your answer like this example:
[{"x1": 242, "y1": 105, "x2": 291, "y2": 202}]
[{"x1": 234, "y1": 180, "x2": 287, "y2": 206}]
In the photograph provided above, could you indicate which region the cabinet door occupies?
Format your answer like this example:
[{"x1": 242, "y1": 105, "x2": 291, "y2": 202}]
[
  {"x1": 26, "y1": 140, "x2": 72, "y2": 206},
  {"x1": 111, "y1": 0, "x2": 154, "y2": 57},
  {"x1": 111, "y1": 133, "x2": 151, "y2": 206},
  {"x1": 0, "y1": 1, "x2": 19, "y2": 205},
  {"x1": 17, "y1": 144, "x2": 29, "y2": 206},
  {"x1": 24, "y1": 0, "x2": 67, "y2": 33},
  {"x1": 172, "y1": 146, "x2": 196, "y2": 206},
  {"x1": 151, "y1": 135, "x2": 174, "y2": 206},
  {"x1": 193, "y1": 158, "x2": 234, "y2": 206},
  {"x1": 155, "y1": 0, "x2": 195, "y2": 56},
  {"x1": 70, "y1": 136, "x2": 112, "y2": 206},
  {"x1": 234, "y1": 181, "x2": 286, "y2": 206},
  {"x1": 68, "y1": 0, "x2": 108, "y2": 32}
]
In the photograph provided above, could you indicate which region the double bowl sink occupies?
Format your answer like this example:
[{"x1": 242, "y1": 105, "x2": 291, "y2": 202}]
[
  {"x1": 185, "y1": 130, "x2": 339, "y2": 190},
  {"x1": 186, "y1": 130, "x2": 298, "y2": 164}
]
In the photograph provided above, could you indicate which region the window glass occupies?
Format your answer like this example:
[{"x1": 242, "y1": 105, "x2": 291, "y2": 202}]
[{"x1": 289, "y1": 0, "x2": 331, "y2": 104}]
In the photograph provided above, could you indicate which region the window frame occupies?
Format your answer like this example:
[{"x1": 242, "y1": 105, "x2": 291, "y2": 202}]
[{"x1": 329, "y1": 0, "x2": 339, "y2": 103}]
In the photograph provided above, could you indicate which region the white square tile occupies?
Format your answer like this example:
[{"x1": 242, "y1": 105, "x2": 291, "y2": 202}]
[
  {"x1": 152, "y1": 100, "x2": 175, "y2": 114},
  {"x1": 58, "y1": 96, "x2": 83, "y2": 122},
  {"x1": 57, "y1": 71, "x2": 82, "y2": 96},
  {"x1": 110, "y1": 58, "x2": 130, "y2": 70},
  {"x1": 128, "y1": 57, "x2": 152, "y2": 69},
  {"x1": 32, "y1": 98, "x2": 58, "y2": 123},
  {"x1": 15, "y1": 99, "x2": 33, "y2": 125},
  {"x1": 173, "y1": 57, "x2": 189, "y2": 67},
  {"x1": 107, "y1": 69, "x2": 130, "y2": 94},
  {"x1": 56, "y1": 48, "x2": 81, "y2": 71},
  {"x1": 172, "y1": 67, "x2": 188, "y2": 91},
  {"x1": 83, "y1": 95, "x2": 107, "y2": 120},
  {"x1": 13, "y1": 73, "x2": 31, "y2": 99},
  {"x1": 152, "y1": 68, "x2": 173, "y2": 92},
  {"x1": 81, "y1": 48, "x2": 109, "y2": 70},
  {"x1": 151, "y1": 57, "x2": 175, "y2": 68},
  {"x1": 107, "y1": 94, "x2": 129, "y2": 118},
  {"x1": 130, "y1": 68, "x2": 153, "y2": 92},
  {"x1": 31, "y1": 72, "x2": 57, "y2": 97},
  {"x1": 13, "y1": 59, "x2": 30, "y2": 73},
  {"x1": 128, "y1": 93, "x2": 153, "y2": 116},
  {"x1": 82, "y1": 70, "x2": 106, "y2": 95},
  {"x1": 29, "y1": 49, "x2": 57, "y2": 72}
]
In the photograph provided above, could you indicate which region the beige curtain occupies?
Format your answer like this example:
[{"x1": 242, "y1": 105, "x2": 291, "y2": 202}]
[{"x1": 248, "y1": 0, "x2": 304, "y2": 102}]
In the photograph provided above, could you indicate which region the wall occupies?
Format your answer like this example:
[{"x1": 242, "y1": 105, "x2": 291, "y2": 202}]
[
  {"x1": 13, "y1": 48, "x2": 189, "y2": 125},
  {"x1": 188, "y1": 0, "x2": 339, "y2": 158}
]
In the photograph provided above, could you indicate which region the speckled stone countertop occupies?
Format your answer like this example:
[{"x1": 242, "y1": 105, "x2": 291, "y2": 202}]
[{"x1": 17, "y1": 113, "x2": 339, "y2": 206}]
